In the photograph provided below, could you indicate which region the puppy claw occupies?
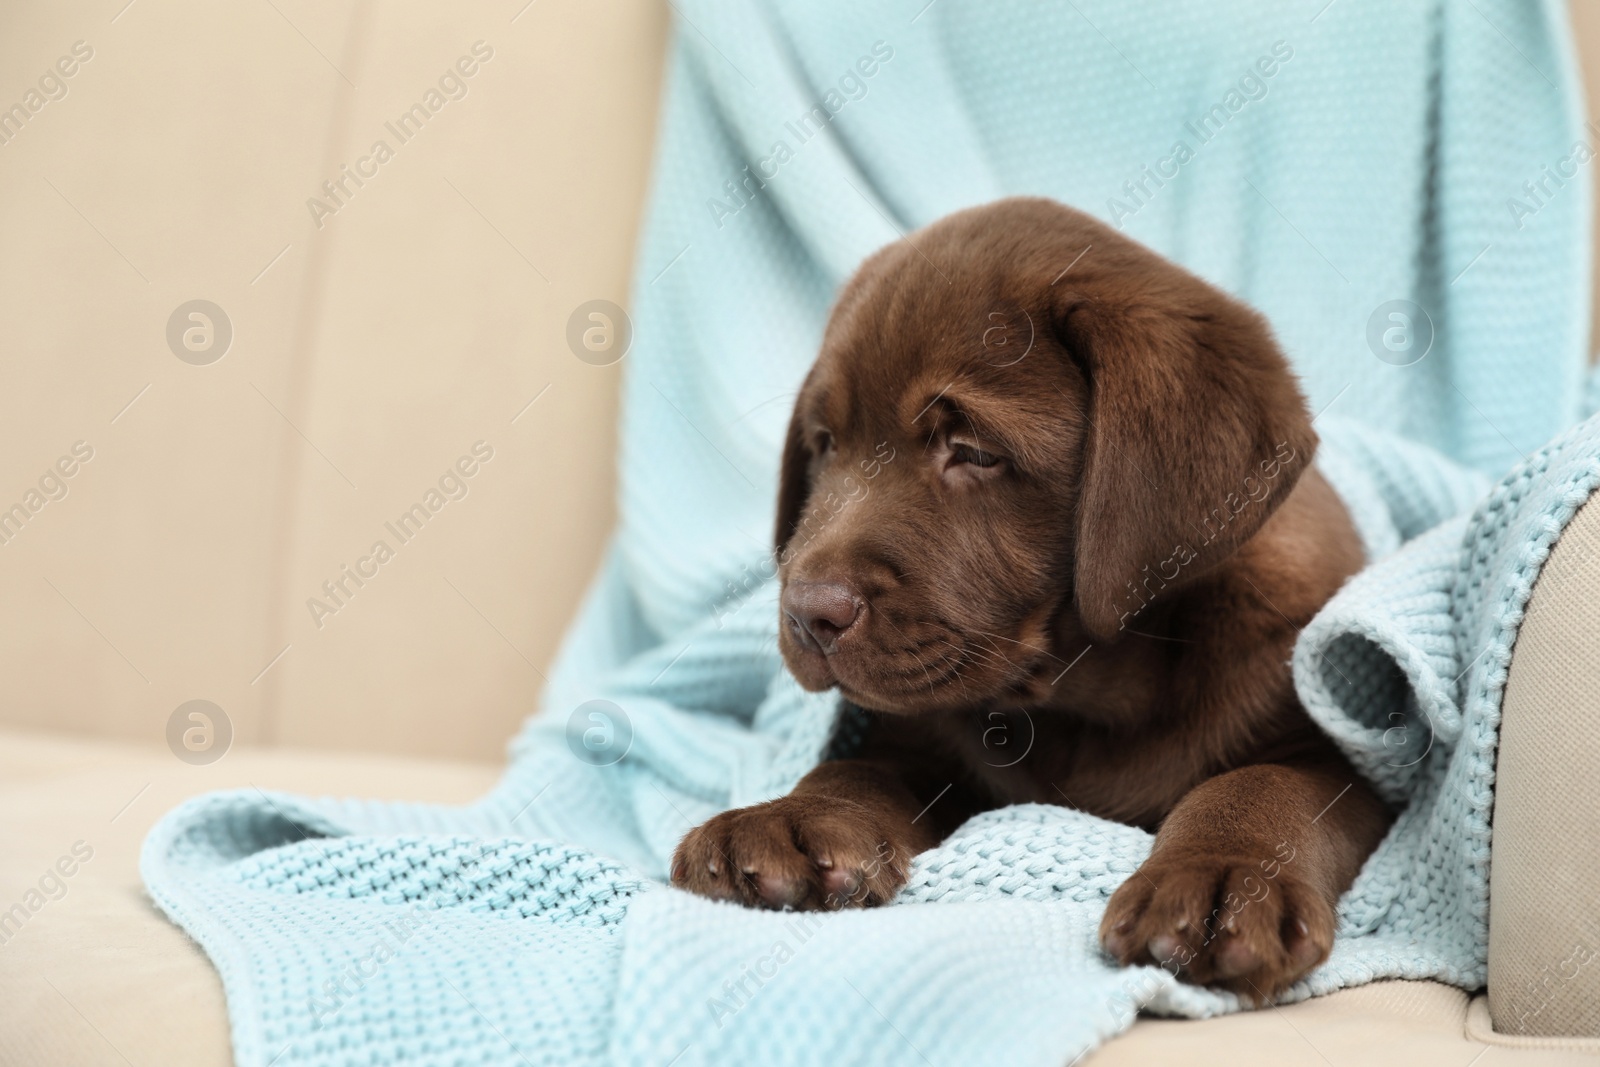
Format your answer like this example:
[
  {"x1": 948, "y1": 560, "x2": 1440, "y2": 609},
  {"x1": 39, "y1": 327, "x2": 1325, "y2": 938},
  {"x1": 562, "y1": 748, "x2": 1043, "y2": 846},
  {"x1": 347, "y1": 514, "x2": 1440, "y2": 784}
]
[
  {"x1": 1286, "y1": 917, "x2": 1324, "y2": 973},
  {"x1": 1102, "y1": 918, "x2": 1136, "y2": 959},
  {"x1": 756, "y1": 873, "x2": 804, "y2": 909},
  {"x1": 1211, "y1": 931, "x2": 1261, "y2": 979},
  {"x1": 1147, "y1": 933, "x2": 1183, "y2": 964},
  {"x1": 821, "y1": 865, "x2": 862, "y2": 904}
]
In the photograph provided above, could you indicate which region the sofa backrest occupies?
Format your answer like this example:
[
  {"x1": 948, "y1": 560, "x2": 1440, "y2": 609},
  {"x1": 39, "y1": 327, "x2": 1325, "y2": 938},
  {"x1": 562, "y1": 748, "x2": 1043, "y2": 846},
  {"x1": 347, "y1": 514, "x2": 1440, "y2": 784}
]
[{"x1": 0, "y1": 0, "x2": 666, "y2": 761}]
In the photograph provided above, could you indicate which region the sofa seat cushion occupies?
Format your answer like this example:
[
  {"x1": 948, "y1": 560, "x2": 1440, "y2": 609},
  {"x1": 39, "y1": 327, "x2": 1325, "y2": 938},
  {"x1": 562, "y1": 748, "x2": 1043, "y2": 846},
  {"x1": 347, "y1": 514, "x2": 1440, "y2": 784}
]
[{"x1": 0, "y1": 729, "x2": 500, "y2": 1067}]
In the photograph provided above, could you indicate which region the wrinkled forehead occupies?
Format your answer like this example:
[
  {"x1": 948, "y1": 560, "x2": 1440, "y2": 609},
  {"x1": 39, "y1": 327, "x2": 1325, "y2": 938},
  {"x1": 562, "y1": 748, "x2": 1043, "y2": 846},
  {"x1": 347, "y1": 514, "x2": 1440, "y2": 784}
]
[{"x1": 802, "y1": 308, "x2": 1081, "y2": 466}]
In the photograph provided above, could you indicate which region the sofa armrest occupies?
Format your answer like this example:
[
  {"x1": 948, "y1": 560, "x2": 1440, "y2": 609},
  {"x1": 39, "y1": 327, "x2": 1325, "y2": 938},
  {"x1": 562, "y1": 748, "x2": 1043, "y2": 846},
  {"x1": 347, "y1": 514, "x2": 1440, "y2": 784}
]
[{"x1": 1488, "y1": 490, "x2": 1600, "y2": 1036}]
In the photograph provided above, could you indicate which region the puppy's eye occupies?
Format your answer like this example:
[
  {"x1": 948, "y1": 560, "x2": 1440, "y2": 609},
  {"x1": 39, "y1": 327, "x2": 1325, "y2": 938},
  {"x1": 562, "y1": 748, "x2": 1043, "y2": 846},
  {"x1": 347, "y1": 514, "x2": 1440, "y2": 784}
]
[
  {"x1": 951, "y1": 442, "x2": 1003, "y2": 469},
  {"x1": 814, "y1": 430, "x2": 834, "y2": 455}
]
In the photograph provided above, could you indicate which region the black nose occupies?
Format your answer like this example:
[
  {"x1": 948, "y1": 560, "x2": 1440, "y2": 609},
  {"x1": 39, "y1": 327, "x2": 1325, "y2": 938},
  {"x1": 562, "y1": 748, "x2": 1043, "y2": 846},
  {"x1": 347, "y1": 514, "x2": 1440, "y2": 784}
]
[{"x1": 782, "y1": 580, "x2": 863, "y2": 654}]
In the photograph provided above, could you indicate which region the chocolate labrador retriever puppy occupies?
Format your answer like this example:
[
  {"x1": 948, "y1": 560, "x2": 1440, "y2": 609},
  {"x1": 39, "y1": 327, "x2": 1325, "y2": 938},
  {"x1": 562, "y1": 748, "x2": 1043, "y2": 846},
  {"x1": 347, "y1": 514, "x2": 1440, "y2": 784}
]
[{"x1": 670, "y1": 197, "x2": 1389, "y2": 999}]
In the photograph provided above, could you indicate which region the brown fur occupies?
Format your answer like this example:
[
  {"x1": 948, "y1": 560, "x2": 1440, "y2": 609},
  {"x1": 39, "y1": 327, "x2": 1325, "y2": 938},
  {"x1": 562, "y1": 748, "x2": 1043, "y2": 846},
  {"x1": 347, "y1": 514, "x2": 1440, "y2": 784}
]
[{"x1": 670, "y1": 197, "x2": 1391, "y2": 1001}]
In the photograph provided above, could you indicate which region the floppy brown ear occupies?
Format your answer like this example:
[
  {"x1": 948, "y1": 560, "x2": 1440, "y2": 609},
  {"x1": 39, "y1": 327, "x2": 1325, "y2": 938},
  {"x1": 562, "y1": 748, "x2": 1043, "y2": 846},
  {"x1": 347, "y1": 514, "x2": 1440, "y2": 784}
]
[
  {"x1": 1060, "y1": 291, "x2": 1317, "y2": 643},
  {"x1": 774, "y1": 395, "x2": 813, "y2": 554}
]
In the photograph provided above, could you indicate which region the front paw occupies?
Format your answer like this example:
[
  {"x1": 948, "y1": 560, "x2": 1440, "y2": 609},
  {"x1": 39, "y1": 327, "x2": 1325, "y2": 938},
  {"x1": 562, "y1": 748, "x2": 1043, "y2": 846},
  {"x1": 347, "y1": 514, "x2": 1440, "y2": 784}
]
[
  {"x1": 1098, "y1": 845, "x2": 1334, "y2": 1001},
  {"x1": 670, "y1": 794, "x2": 915, "y2": 910}
]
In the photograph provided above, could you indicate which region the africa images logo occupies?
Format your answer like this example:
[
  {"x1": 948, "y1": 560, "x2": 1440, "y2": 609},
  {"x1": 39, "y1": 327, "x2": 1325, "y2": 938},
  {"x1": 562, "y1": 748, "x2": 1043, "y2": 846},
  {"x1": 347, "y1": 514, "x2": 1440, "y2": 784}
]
[
  {"x1": 305, "y1": 41, "x2": 495, "y2": 229},
  {"x1": 305, "y1": 442, "x2": 495, "y2": 629},
  {"x1": 704, "y1": 41, "x2": 895, "y2": 229},
  {"x1": 1106, "y1": 40, "x2": 1294, "y2": 228}
]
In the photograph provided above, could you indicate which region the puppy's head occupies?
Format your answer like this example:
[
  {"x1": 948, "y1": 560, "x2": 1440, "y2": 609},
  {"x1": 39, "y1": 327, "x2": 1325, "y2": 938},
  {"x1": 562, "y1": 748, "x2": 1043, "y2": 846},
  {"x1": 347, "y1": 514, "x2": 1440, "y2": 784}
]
[{"x1": 775, "y1": 197, "x2": 1316, "y2": 714}]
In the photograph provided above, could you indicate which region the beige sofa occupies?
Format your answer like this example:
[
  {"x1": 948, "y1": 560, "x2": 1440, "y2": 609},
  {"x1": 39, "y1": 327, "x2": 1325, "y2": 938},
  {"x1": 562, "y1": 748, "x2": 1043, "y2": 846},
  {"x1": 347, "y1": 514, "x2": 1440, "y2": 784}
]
[{"x1": 3, "y1": 2, "x2": 1599, "y2": 1063}]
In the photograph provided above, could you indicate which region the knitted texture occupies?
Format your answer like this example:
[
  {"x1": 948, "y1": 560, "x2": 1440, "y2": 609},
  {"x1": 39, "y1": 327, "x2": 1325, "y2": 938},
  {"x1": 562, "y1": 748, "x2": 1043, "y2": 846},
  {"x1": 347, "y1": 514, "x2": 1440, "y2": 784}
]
[
  {"x1": 141, "y1": 1, "x2": 1599, "y2": 1063},
  {"x1": 143, "y1": 418, "x2": 1600, "y2": 1067}
]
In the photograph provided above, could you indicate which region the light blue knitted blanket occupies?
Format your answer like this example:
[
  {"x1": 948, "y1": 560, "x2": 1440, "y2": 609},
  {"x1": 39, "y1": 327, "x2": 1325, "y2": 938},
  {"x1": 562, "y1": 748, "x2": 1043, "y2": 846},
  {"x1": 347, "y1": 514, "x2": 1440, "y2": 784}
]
[{"x1": 143, "y1": 1, "x2": 1597, "y2": 1064}]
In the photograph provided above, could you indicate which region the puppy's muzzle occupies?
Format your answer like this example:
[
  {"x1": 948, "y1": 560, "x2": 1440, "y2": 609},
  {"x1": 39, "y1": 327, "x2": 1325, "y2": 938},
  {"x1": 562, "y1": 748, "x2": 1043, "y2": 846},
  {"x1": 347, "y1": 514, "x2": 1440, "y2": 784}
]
[{"x1": 782, "y1": 579, "x2": 863, "y2": 654}]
